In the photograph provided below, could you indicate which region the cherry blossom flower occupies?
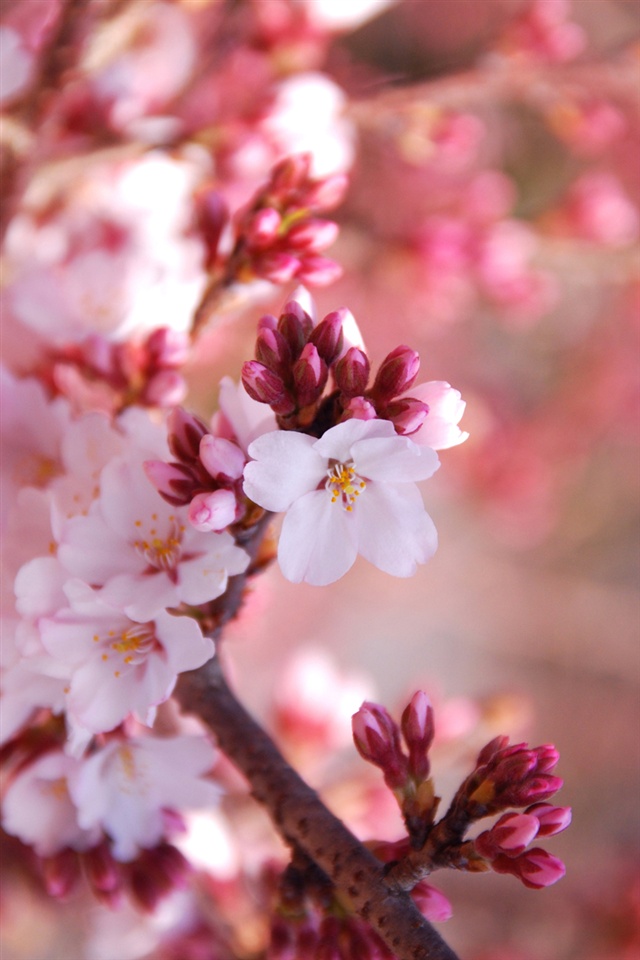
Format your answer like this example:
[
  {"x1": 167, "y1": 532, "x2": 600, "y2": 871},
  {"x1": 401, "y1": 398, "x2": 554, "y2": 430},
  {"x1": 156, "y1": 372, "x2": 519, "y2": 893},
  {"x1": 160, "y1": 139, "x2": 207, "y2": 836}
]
[
  {"x1": 69, "y1": 735, "x2": 218, "y2": 862},
  {"x1": 39, "y1": 581, "x2": 214, "y2": 734},
  {"x1": 409, "y1": 381, "x2": 469, "y2": 450},
  {"x1": 2, "y1": 750, "x2": 101, "y2": 857},
  {"x1": 243, "y1": 418, "x2": 439, "y2": 585},
  {"x1": 58, "y1": 456, "x2": 249, "y2": 621}
]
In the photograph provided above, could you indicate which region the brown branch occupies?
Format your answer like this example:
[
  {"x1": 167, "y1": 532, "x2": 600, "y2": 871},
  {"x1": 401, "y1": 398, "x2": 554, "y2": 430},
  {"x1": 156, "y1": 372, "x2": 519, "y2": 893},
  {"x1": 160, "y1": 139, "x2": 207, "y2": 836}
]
[{"x1": 175, "y1": 656, "x2": 460, "y2": 960}]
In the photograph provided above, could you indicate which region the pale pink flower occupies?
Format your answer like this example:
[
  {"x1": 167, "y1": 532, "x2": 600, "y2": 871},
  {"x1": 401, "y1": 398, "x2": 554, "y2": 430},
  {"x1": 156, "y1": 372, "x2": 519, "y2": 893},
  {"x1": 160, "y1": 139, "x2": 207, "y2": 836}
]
[
  {"x1": 244, "y1": 419, "x2": 439, "y2": 585},
  {"x1": 2, "y1": 751, "x2": 101, "y2": 856},
  {"x1": 408, "y1": 381, "x2": 469, "y2": 450},
  {"x1": 58, "y1": 456, "x2": 249, "y2": 621},
  {"x1": 40, "y1": 580, "x2": 214, "y2": 734},
  {"x1": 69, "y1": 735, "x2": 218, "y2": 861},
  {"x1": 213, "y1": 376, "x2": 278, "y2": 451}
]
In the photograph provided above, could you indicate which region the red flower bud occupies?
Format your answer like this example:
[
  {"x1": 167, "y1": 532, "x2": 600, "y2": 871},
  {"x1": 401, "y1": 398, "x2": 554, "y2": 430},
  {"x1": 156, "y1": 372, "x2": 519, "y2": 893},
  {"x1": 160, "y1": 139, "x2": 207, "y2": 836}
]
[
  {"x1": 401, "y1": 690, "x2": 435, "y2": 782},
  {"x1": 293, "y1": 343, "x2": 328, "y2": 407},
  {"x1": 334, "y1": 347, "x2": 370, "y2": 397},
  {"x1": 371, "y1": 345, "x2": 421, "y2": 399},
  {"x1": 309, "y1": 309, "x2": 345, "y2": 364}
]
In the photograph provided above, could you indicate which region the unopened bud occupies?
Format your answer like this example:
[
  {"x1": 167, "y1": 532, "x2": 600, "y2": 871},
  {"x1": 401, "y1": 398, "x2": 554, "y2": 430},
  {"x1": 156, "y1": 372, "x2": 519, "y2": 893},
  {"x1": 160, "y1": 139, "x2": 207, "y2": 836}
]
[
  {"x1": 255, "y1": 326, "x2": 292, "y2": 377},
  {"x1": 199, "y1": 435, "x2": 245, "y2": 481},
  {"x1": 246, "y1": 207, "x2": 282, "y2": 248},
  {"x1": 167, "y1": 407, "x2": 210, "y2": 463},
  {"x1": 196, "y1": 188, "x2": 229, "y2": 270},
  {"x1": 189, "y1": 489, "x2": 238, "y2": 532},
  {"x1": 334, "y1": 347, "x2": 370, "y2": 397},
  {"x1": 352, "y1": 701, "x2": 409, "y2": 789},
  {"x1": 146, "y1": 327, "x2": 190, "y2": 368},
  {"x1": 371, "y1": 345, "x2": 421, "y2": 399},
  {"x1": 305, "y1": 172, "x2": 348, "y2": 210},
  {"x1": 271, "y1": 154, "x2": 311, "y2": 194},
  {"x1": 297, "y1": 254, "x2": 342, "y2": 286},
  {"x1": 401, "y1": 691, "x2": 435, "y2": 782},
  {"x1": 525, "y1": 803, "x2": 572, "y2": 837},
  {"x1": 293, "y1": 342, "x2": 328, "y2": 407},
  {"x1": 286, "y1": 218, "x2": 339, "y2": 252},
  {"x1": 492, "y1": 848, "x2": 566, "y2": 889},
  {"x1": 42, "y1": 849, "x2": 80, "y2": 898},
  {"x1": 341, "y1": 396, "x2": 377, "y2": 421},
  {"x1": 385, "y1": 398, "x2": 429, "y2": 436},
  {"x1": 278, "y1": 301, "x2": 314, "y2": 357},
  {"x1": 475, "y1": 812, "x2": 540, "y2": 860},
  {"x1": 143, "y1": 370, "x2": 186, "y2": 408},
  {"x1": 309, "y1": 309, "x2": 345, "y2": 365},
  {"x1": 85, "y1": 842, "x2": 121, "y2": 893},
  {"x1": 144, "y1": 460, "x2": 196, "y2": 506},
  {"x1": 256, "y1": 252, "x2": 300, "y2": 283}
]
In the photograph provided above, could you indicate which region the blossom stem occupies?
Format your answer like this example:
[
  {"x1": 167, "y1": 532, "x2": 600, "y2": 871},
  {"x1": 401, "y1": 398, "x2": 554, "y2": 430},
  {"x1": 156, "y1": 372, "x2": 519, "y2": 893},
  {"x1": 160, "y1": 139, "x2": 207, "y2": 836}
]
[{"x1": 175, "y1": 655, "x2": 460, "y2": 960}]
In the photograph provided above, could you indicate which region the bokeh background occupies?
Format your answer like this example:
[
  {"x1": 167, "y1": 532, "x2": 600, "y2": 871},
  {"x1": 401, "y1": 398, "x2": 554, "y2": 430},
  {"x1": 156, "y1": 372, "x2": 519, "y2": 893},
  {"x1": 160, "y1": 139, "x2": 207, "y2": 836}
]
[{"x1": 2, "y1": 1, "x2": 638, "y2": 958}]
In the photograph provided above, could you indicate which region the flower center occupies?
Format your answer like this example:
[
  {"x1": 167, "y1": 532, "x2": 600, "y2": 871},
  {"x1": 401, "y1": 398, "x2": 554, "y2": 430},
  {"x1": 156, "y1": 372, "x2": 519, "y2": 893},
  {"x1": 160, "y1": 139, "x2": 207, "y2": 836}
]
[
  {"x1": 133, "y1": 517, "x2": 184, "y2": 571},
  {"x1": 110, "y1": 623, "x2": 157, "y2": 666},
  {"x1": 325, "y1": 461, "x2": 366, "y2": 512}
]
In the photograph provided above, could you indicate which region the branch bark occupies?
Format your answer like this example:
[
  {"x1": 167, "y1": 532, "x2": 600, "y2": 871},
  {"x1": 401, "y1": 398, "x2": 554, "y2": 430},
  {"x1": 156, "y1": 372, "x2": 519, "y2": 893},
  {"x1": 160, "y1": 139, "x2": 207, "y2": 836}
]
[{"x1": 175, "y1": 656, "x2": 460, "y2": 960}]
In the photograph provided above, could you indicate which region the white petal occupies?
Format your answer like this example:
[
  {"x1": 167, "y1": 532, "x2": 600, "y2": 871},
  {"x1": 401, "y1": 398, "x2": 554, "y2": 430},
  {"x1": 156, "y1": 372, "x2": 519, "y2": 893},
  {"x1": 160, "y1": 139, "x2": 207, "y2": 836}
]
[
  {"x1": 312, "y1": 418, "x2": 396, "y2": 462},
  {"x1": 278, "y1": 490, "x2": 358, "y2": 585},
  {"x1": 352, "y1": 435, "x2": 440, "y2": 482},
  {"x1": 99, "y1": 571, "x2": 178, "y2": 621},
  {"x1": 355, "y1": 482, "x2": 437, "y2": 576},
  {"x1": 244, "y1": 431, "x2": 325, "y2": 511}
]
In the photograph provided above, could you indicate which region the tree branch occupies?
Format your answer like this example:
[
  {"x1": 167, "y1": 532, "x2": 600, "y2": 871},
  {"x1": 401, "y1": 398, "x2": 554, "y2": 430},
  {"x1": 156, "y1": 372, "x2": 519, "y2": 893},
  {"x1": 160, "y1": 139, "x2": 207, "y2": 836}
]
[{"x1": 175, "y1": 656, "x2": 460, "y2": 960}]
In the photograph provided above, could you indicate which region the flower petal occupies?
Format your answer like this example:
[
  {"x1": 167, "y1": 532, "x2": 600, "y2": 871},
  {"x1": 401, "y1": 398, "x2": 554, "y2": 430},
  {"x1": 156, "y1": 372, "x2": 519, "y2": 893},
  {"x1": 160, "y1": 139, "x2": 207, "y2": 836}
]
[
  {"x1": 312, "y1": 418, "x2": 396, "y2": 462},
  {"x1": 244, "y1": 431, "x2": 325, "y2": 511},
  {"x1": 352, "y1": 435, "x2": 440, "y2": 482},
  {"x1": 278, "y1": 490, "x2": 358, "y2": 585},
  {"x1": 355, "y1": 482, "x2": 437, "y2": 576}
]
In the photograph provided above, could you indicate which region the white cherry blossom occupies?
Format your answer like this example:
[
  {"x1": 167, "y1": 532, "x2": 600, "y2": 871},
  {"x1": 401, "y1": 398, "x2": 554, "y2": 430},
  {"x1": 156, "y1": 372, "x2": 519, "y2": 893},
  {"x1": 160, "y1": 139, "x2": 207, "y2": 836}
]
[
  {"x1": 408, "y1": 381, "x2": 469, "y2": 450},
  {"x1": 243, "y1": 419, "x2": 440, "y2": 586},
  {"x1": 39, "y1": 581, "x2": 214, "y2": 734},
  {"x1": 58, "y1": 456, "x2": 249, "y2": 621},
  {"x1": 69, "y1": 734, "x2": 218, "y2": 861}
]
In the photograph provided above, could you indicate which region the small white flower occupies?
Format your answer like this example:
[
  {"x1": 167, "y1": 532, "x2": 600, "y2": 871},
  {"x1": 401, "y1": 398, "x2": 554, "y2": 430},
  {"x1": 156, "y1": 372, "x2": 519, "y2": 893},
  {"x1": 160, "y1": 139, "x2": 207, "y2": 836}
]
[{"x1": 243, "y1": 419, "x2": 440, "y2": 585}]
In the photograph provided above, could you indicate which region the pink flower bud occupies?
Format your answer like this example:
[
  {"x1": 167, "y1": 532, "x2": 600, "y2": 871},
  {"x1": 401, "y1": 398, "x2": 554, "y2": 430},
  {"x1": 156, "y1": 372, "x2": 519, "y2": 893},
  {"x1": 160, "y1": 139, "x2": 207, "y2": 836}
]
[
  {"x1": 277, "y1": 301, "x2": 314, "y2": 357},
  {"x1": 199, "y1": 435, "x2": 245, "y2": 481},
  {"x1": 341, "y1": 396, "x2": 377, "y2": 421},
  {"x1": 143, "y1": 370, "x2": 186, "y2": 408},
  {"x1": 271, "y1": 153, "x2": 311, "y2": 193},
  {"x1": 305, "y1": 173, "x2": 349, "y2": 210},
  {"x1": 411, "y1": 882, "x2": 453, "y2": 922},
  {"x1": 286, "y1": 218, "x2": 339, "y2": 252},
  {"x1": 385, "y1": 398, "x2": 430, "y2": 436},
  {"x1": 167, "y1": 407, "x2": 210, "y2": 463},
  {"x1": 352, "y1": 701, "x2": 409, "y2": 789},
  {"x1": 189, "y1": 489, "x2": 237, "y2": 532},
  {"x1": 145, "y1": 327, "x2": 190, "y2": 368},
  {"x1": 257, "y1": 313, "x2": 278, "y2": 333},
  {"x1": 334, "y1": 347, "x2": 370, "y2": 397},
  {"x1": 371, "y1": 345, "x2": 421, "y2": 400},
  {"x1": 85, "y1": 842, "x2": 121, "y2": 893},
  {"x1": 525, "y1": 802, "x2": 572, "y2": 836},
  {"x1": 246, "y1": 207, "x2": 282, "y2": 248},
  {"x1": 476, "y1": 812, "x2": 540, "y2": 859},
  {"x1": 476, "y1": 735, "x2": 510, "y2": 767},
  {"x1": 42, "y1": 849, "x2": 81, "y2": 898},
  {"x1": 401, "y1": 690, "x2": 435, "y2": 782},
  {"x1": 255, "y1": 326, "x2": 292, "y2": 377},
  {"x1": 492, "y1": 848, "x2": 566, "y2": 889},
  {"x1": 242, "y1": 361, "x2": 287, "y2": 405},
  {"x1": 144, "y1": 460, "x2": 196, "y2": 506},
  {"x1": 196, "y1": 189, "x2": 229, "y2": 268},
  {"x1": 256, "y1": 252, "x2": 301, "y2": 283},
  {"x1": 293, "y1": 342, "x2": 328, "y2": 407},
  {"x1": 297, "y1": 254, "x2": 342, "y2": 286},
  {"x1": 309, "y1": 309, "x2": 345, "y2": 364},
  {"x1": 82, "y1": 334, "x2": 116, "y2": 376}
]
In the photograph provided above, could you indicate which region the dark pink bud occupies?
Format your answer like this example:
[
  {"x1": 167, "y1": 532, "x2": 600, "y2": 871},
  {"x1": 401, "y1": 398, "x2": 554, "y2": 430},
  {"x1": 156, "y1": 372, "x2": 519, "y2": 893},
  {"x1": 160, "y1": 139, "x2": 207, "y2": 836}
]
[
  {"x1": 196, "y1": 189, "x2": 229, "y2": 269},
  {"x1": 401, "y1": 691, "x2": 435, "y2": 782},
  {"x1": 341, "y1": 396, "x2": 377, "y2": 421},
  {"x1": 371, "y1": 345, "x2": 421, "y2": 399},
  {"x1": 145, "y1": 327, "x2": 190, "y2": 368},
  {"x1": 199, "y1": 434, "x2": 245, "y2": 480},
  {"x1": 144, "y1": 460, "x2": 196, "y2": 506},
  {"x1": 352, "y1": 701, "x2": 409, "y2": 789},
  {"x1": 85, "y1": 842, "x2": 121, "y2": 893},
  {"x1": 270, "y1": 153, "x2": 311, "y2": 194},
  {"x1": 286, "y1": 218, "x2": 339, "y2": 252},
  {"x1": 242, "y1": 361, "x2": 287, "y2": 405},
  {"x1": 255, "y1": 326, "x2": 292, "y2": 377},
  {"x1": 256, "y1": 252, "x2": 300, "y2": 283},
  {"x1": 42, "y1": 849, "x2": 80, "y2": 898},
  {"x1": 335, "y1": 347, "x2": 370, "y2": 397},
  {"x1": 277, "y1": 301, "x2": 314, "y2": 357},
  {"x1": 167, "y1": 407, "x2": 210, "y2": 462},
  {"x1": 305, "y1": 173, "x2": 349, "y2": 210},
  {"x1": 246, "y1": 207, "x2": 282, "y2": 248},
  {"x1": 492, "y1": 848, "x2": 566, "y2": 889},
  {"x1": 503, "y1": 774, "x2": 564, "y2": 807},
  {"x1": 476, "y1": 735, "x2": 510, "y2": 767},
  {"x1": 293, "y1": 342, "x2": 328, "y2": 407},
  {"x1": 297, "y1": 254, "x2": 342, "y2": 286},
  {"x1": 411, "y1": 882, "x2": 453, "y2": 922},
  {"x1": 257, "y1": 313, "x2": 278, "y2": 332},
  {"x1": 525, "y1": 802, "x2": 572, "y2": 836},
  {"x1": 309, "y1": 309, "x2": 345, "y2": 364},
  {"x1": 385, "y1": 398, "x2": 429, "y2": 436},
  {"x1": 143, "y1": 370, "x2": 186, "y2": 408},
  {"x1": 532, "y1": 744, "x2": 560, "y2": 774},
  {"x1": 476, "y1": 812, "x2": 540, "y2": 860}
]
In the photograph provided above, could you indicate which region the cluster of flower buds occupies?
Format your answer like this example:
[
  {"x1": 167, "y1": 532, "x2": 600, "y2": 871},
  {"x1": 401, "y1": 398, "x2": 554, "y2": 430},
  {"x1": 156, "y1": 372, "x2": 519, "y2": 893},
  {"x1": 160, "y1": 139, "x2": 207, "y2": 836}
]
[
  {"x1": 145, "y1": 407, "x2": 248, "y2": 532},
  {"x1": 197, "y1": 153, "x2": 346, "y2": 287},
  {"x1": 461, "y1": 735, "x2": 564, "y2": 817},
  {"x1": 352, "y1": 692, "x2": 439, "y2": 843},
  {"x1": 241, "y1": 298, "x2": 464, "y2": 446},
  {"x1": 473, "y1": 803, "x2": 571, "y2": 888},
  {"x1": 353, "y1": 693, "x2": 569, "y2": 895},
  {"x1": 42, "y1": 327, "x2": 189, "y2": 414},
  {"x1": 41, "y1": 839, "x2": 191, "y2": 912}
]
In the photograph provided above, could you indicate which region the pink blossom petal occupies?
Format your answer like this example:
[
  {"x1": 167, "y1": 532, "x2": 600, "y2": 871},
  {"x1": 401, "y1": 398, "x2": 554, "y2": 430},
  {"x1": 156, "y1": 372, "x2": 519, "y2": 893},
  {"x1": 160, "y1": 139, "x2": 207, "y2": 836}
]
[
  {"x1": 278, "y1": 490, "x2": 358, "y2": 585},
  {"x1": 355, "y1": 483, "x2": 437, "y2": 576},
  {"x1": 312, "y1": 418, "x2": 396, "y2": 463},
  {"x1": 351, "y1": 435, "x2": 440, "y2": 482},
  {"x1": 244, "y1": 431, "x2": 325, "y2": 511}
]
